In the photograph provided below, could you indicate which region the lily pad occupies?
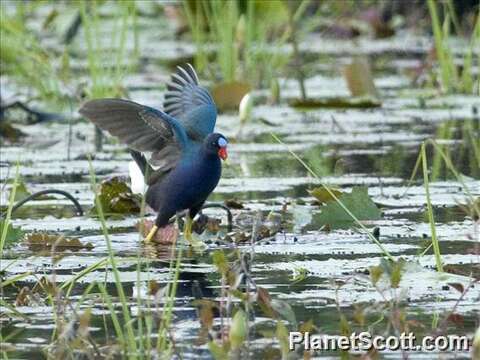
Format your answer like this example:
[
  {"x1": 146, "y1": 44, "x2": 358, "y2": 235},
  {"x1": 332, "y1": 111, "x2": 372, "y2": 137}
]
[
  {"x1": 24, "y1": 232, "x2": 93, "y2": 252},
  {"x1": 211, "y1": 81, "x2": 251, "y2": 112},
  {"x1": 289, "y1": 96, "x2": 381, "y2": 109},
  {"x1": 136, "y1": 220, "x2": 178, "y2": 245},
  {"x1": 93, "y1": 177, "x2": 141, "y2": 216},
  {"x1": 315, "y1": 186, "x2": 381, "y2": 229},
  {"x1": 309, "y1": 187, "x2": 343, "y2": 204}
]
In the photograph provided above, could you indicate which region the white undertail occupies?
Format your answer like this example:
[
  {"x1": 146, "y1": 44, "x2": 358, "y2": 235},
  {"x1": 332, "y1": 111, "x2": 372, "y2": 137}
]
[{"x1": 129, "y1": 161, "x2": 147, "y2": 194}]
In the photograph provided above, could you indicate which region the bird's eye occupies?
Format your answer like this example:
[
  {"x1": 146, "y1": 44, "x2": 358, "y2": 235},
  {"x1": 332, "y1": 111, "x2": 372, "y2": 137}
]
[{"x1": 217, "y1": 137, "x2": 227, "y2": 147}]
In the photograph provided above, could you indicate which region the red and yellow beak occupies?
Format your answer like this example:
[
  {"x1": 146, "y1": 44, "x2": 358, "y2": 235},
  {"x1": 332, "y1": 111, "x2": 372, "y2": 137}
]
[{"x1": 218, "y1": 147, "x2": 228, "y2": 160}]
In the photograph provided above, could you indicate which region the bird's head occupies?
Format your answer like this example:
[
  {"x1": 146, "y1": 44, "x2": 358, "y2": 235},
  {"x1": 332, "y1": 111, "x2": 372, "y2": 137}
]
[{"x1": 204, "y1": 133, "x2": 228, "y2": 160}]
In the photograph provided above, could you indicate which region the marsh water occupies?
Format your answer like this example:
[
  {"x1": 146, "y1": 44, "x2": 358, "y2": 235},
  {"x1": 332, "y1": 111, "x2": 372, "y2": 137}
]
[{"x1": 1, "y1": 4, "x2": 479, "y2": 359}]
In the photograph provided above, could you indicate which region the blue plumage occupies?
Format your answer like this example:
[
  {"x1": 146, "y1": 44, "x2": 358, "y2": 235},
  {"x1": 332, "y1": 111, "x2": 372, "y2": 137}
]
[
  {"x1": 146, "y1": 133, "x2": 224, "y2": 227},
  {"x1": 79, "y1": 64, "x2": 228, "y2": 234}
]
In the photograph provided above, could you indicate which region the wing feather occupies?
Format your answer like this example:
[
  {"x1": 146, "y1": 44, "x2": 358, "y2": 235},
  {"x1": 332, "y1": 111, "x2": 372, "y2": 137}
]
[{"x1": 163, "y1": 64, "x2": 217, "y2": 140}]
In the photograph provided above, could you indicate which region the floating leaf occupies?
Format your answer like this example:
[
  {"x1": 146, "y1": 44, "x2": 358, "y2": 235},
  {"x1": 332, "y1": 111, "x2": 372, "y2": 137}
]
[
  {"x1": 137, "y1": 220, "x2": 178, "y2": 245},
  {"x1": 0, "y1": 122, "x2": 26, "y2": 142},
  {"x1": 225, "y1": 199, "x2": 244, "y2": 209},
  {"x1": 447, "y1": 283, "x2": 464, "y2": 293},
  {"x1": 0, "y1": 220, "x2": 24, "y2": 248},
  {"x1": 211, "y1": 81, "x2": 251, "y2": 112},
  {"x1": 25, "y1": 232, "x2": 93, "y2": 252},
  {"x1": 447, "y1": 313, "x2": 464, "y2": 326},
  {"x1": 191, "y1": 214, "x2": 221, "y2": 234},
  {"x1": 290, "y1": 267, "x2": 308, "y2": 284},
  {"x1": 342, "y1": 57, "x2": 378, "y2": 97},
  {"x1": 229, "y1": 308, "x2": 247, "y2": 350},
  {"x1": 315, "y1": 186, "x2": 381, "y2": 229},
  {"x1": 93, "y1": 177, "x2": 141, "y2": 216},
  {"x1": 309, "y1": 187, "x2": 343, "y2": 204},
  {"x1": 289, "y1": 96, "x2": 381, "y2": 109}
]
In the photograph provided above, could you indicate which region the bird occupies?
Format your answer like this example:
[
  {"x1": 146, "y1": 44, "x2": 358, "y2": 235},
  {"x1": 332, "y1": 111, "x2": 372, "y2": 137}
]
[{"x1": 79, "y1": 64, "x2": 227, "y2": 243}]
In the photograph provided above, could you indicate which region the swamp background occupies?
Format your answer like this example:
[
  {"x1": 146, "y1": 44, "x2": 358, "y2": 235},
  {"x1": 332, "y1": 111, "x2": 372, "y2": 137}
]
[{"x1": 0, "y1": 0, "x2": 479, "y2": 359}]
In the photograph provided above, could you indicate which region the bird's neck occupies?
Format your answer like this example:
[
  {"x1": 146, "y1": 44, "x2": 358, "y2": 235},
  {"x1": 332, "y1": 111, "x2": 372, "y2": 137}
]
[{"x1": 199, "y1": 148, "x2": 219, "y2": 163}]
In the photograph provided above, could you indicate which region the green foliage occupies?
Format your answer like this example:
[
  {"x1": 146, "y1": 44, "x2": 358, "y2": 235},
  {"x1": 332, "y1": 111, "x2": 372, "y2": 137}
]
[
  {"x1": 421, "y1": 142, "x2": 442, "y2": 272},
  {"x1": 290, "y1": 266, "x2": 308, "y2": 284},
  {"x1": 275, "y1": 320, "x2": 290, "y2": 358},
  {"x1": 378, "y1": 258, "x2": 406, "y2": 288},
  {"x1": 92, "y1": 177, "x2": 141, "y2": 216},
  {"x1": 0, "y1": 6, "x2": 69, "y2": 108},
  {"x1": 309, "y1": 187, "x2": 343, "y2": 204},
  {"x1": 208, "y1": 340, "x2": 230, "y2": 360},
  {"x1": 12, "y1": 181, "x2": 31, "y2": 202},
  {"x1": 80, "y1": 0, "x2": 137, "y2": 99},
  {"x1": 211, "y1": 249, "x2": 229, "y2": 275},
  {"x1": 316, "y1": 186, "x2": 381, "y2": 229},
  {"x1": 427, "y1": 0, "x2": 479, "y2": 94},
  {"x1": 183, "y1": 0, "x2": 308, "y2": 87},
  {"x1": 229, "y1": 308, "x2": 248, "y2": 349},
  {"x1": 369, "y1": 264, "x2": 384, "y2": 286},
  {"x1": 0, "y1": 220, "x2": 24, "y2": 249}
]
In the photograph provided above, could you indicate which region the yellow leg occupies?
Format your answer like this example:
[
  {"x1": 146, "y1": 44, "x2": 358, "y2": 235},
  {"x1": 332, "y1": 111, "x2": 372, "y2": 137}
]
[
  {"x1": 184, "y1": 215, "x2": 193, "y2": 244},
  {"x1": 144, "y1": 225, "x2": 158, "y2": 243}
]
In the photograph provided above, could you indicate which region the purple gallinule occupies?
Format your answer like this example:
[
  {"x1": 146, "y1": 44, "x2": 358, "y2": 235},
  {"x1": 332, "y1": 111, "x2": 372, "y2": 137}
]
[{"x1": 79, "y1": 64, "x2": 227, "y2": 242}]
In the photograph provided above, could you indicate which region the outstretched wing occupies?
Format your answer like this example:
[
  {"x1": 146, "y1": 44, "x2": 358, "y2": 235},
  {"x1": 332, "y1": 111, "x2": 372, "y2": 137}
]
[
  {"x1": 163, "y1": 64, "x2": 217, "y2": 141},
  {"x1": 79, "y1": 99, "x2": 177, "y2": 151},
  {"x1": 79, "y1": 98, "x2": 189, "y2": 170}
]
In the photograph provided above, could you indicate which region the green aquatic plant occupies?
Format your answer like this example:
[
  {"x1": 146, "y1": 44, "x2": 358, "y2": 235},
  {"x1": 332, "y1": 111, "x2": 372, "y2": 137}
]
[
  {"x1": 183, "y1": 0, "x2": 309, "y2": 88},
  {"x1": 0, "y1": 164, "x2": 20, "y2": 254},
  {"x1": 79, "y1": 0, "x2": 138, "y2": 150},
  {"x1": 87, "y1": 159, "x2": 138, "y2": 356},
  {"x1": 85, "y1": 158, "x2": 188, "y2": 358},
  {"x1": 420, "y1": 143, "x2": 442, "y2": 272},
  {"x1": 315, "y1": 186, "x2": 382, "y2": 230},
  {"x1": 272, "y1": 133, "x2": 394, "y2": 261},
  {"x1": 404, "y1": 138, "x2": 480, "y2": 272},
  {"x1": 0, "y1": 5, "x2": 70, "y2": 108},
  {"x1": 79, "y1": 0, "x2": 136, "y2": 99},
  {"x1": 427, "y1": 0, "x2": 480, "y2": 94}
]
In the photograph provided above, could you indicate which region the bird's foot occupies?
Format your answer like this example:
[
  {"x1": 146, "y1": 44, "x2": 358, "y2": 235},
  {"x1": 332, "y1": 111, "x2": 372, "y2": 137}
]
[
  {"x1": 184, "y1": 216, "x2": 195, "y2": 245},
  {"x1": 144, "y1": 225, "x2": 158, "y2": 243},
  {"x1": 183, "y1": 216, "x2": 204, "y2": 249}
]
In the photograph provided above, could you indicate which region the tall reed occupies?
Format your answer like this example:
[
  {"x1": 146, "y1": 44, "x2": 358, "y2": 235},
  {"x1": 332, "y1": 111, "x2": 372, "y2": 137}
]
[{"x1": 427, "y1": 0, "x2": 479, "y2": 94}]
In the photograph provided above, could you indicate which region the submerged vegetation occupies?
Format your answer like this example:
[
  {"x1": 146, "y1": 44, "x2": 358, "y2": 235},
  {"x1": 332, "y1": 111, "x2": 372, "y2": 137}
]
[{"x1": 1, "y1": 0, "x2": 479, "y2": 359}]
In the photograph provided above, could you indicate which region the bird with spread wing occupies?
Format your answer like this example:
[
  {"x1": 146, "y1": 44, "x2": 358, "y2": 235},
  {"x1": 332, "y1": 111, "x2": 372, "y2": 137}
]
[{"x1": 79, "y1": 64, "x2": 228, "y2": 243}]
